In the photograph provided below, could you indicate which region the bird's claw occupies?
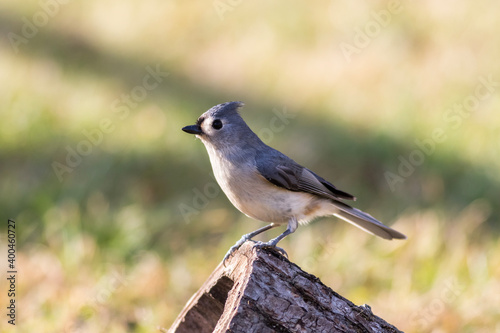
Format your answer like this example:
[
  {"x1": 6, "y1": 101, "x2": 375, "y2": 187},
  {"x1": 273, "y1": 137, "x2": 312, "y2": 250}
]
[
  {"x1": 222, "y1": 244, "x2": 240, "y2": 264},
  {"x1": 253, "y1": 241, "x2": 288, "y2": 258},
  {"x1": 223, "y1": 240, "x2": 288, "y2": 265},
  {"x1": 223, "y1": 235, "x2": 253, "y2": 265}
]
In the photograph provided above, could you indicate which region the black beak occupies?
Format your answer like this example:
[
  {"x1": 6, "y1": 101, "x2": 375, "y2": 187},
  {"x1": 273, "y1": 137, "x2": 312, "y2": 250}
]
[{"x1": 182, "y1": 125, "x2": 203, "y2": 135}]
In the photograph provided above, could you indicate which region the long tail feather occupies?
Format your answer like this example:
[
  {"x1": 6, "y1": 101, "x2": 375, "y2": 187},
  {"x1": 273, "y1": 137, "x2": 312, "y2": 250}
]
[{"x1": 331, "y1": 201, "x2": 406, "y2": 240}]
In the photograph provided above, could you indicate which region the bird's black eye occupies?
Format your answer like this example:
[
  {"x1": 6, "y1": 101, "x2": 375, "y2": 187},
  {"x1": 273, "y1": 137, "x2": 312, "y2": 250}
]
[{"x1": 212, "y1": 119, "x2": 223, "y2": 130}]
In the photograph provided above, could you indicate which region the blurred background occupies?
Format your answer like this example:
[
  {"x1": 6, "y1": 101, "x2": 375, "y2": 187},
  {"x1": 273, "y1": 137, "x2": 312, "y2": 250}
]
[{"x1": 0, "y1": 0, "x2": 499, "y2": 332}]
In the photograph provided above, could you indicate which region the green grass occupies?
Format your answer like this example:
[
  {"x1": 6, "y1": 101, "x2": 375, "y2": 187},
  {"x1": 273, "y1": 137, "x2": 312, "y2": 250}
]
[{"x1": 0, "y1": 1, "x2": 499, "y2": 332}]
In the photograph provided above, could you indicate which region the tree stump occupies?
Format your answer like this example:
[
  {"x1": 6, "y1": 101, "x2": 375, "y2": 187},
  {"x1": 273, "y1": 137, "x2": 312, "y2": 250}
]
[{"x1": 168, "y1": 242, "x2": 403, "y2": 333}]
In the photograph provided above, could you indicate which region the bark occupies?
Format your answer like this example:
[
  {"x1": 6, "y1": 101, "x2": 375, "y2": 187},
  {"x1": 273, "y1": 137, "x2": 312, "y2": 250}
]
[{"x1": 168, "y1": 242, "x2": 403, "y2": 333}]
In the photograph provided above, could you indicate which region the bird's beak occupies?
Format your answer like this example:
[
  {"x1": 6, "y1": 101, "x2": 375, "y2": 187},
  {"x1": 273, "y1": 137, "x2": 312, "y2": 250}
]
[{"x1": 182, "y1": 125, "x2": 203, "y2": 135}]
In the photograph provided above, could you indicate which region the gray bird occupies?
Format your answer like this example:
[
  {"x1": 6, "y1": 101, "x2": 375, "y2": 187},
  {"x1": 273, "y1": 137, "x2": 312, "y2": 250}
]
[{"x1": 182, "y1": 102, "x2": 406, "y2": 261}]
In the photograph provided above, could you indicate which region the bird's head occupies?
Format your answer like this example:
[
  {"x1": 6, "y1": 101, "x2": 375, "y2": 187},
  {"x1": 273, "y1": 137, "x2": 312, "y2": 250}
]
[{"x1": 182, "y1": 101, "x2": 258, "y2": 150}]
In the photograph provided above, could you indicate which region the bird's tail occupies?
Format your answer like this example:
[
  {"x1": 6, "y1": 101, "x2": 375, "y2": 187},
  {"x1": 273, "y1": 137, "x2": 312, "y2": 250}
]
[{"x1": 331, "y1": 201, "x2": 406, "y2": 240}]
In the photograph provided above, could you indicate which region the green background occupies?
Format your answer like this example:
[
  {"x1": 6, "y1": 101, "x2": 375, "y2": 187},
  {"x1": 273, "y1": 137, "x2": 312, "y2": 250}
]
[{"x1": 0, "y1": 0, "x2": 499, "y2": 332}]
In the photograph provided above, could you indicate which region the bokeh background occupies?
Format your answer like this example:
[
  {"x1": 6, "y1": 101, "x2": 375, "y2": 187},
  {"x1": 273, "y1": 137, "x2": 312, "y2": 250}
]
[{"x1": 1, "y1": 0, "x2": 499, "y2": 332}]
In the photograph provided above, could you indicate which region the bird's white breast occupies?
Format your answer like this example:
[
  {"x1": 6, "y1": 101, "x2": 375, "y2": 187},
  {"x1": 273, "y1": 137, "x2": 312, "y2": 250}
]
[{"x1": 206, "y1": 144, "x2": 335, "y2": 224}]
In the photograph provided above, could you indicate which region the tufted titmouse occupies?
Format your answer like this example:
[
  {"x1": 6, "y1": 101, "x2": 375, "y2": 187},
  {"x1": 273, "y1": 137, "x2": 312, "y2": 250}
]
[{"x1": 182, "y1": 102, "x2": 406, "y2": 261}]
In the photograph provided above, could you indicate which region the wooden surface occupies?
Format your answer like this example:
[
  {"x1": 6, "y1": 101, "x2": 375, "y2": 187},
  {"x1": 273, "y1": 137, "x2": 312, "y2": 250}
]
[{"x1": 168, "y1": 242, "x2": 403, "y2": 333}]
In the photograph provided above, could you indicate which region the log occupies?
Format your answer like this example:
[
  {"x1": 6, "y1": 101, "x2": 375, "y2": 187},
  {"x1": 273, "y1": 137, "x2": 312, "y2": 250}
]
[{"x1": 168, "y1": 242, "x2": 403, "y2": 333}]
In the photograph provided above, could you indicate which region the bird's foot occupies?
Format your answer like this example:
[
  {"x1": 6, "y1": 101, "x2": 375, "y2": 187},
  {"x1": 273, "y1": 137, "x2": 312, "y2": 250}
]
[
  {"x1": 253, "y1": 241, "x2": 288, "y2": 258},
  {"x1": 223, "y1": 234, "x2": 253, "y2": 264},
  {"x1": 222, "y1": 224, "x2": 279, "y2": 265}
]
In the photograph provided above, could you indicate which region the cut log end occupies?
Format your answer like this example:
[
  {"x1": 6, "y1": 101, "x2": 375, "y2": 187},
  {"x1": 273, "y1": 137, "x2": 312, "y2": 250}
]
[{"x1": 168, "y1": 242, "x2": 403, "y2": 333}]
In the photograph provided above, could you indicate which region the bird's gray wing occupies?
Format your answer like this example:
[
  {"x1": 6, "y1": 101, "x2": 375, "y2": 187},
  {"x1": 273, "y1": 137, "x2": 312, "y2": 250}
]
[
  {"x1": 255, "y1": 149, "x2": 355, "y2": 201},
  {"x1": 255, "y1": 149, "x2": 406, "y2": 240}
]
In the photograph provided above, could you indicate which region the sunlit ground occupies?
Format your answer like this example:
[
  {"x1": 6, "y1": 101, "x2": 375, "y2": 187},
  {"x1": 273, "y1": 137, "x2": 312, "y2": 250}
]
[{"x1": 0, "y1": 1, "x2": 499, "y2": 332}]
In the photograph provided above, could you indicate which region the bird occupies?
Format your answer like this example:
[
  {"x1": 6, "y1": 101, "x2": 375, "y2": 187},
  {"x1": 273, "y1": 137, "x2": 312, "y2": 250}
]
[{"x1": 182, "y1": 101, "x2": 406, "y2": 261}]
